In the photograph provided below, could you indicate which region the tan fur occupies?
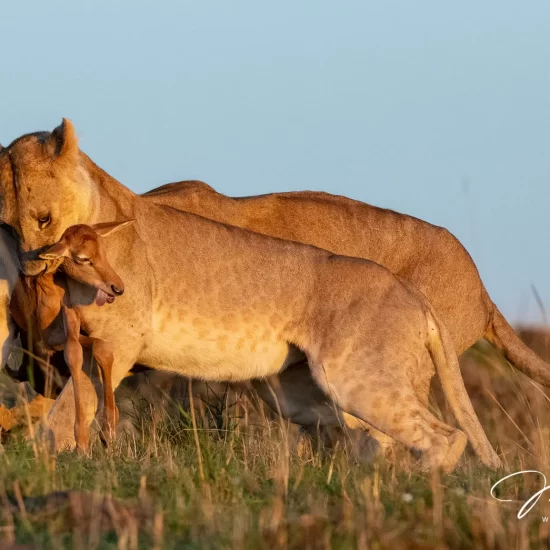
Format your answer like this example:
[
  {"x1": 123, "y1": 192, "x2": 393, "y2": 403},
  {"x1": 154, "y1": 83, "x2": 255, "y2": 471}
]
[
  {"x1": 138, "y1": 183, "x2": 550, "y2": 450},
  {"x1": 0, "y1": 120, "x2": 500, "y2": 470},
  {"x1": 144, "y1": 179, "x2": 550, "y2": 382}
]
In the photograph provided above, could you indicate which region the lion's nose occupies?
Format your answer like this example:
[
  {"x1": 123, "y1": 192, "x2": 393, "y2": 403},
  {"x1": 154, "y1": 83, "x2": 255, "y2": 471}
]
[
  {"x1": 111, "y1": 284, "x2": 124, "y2": 296},
  {"x1": 22, "y1": 260, "x2": 48, "y2": 277}
]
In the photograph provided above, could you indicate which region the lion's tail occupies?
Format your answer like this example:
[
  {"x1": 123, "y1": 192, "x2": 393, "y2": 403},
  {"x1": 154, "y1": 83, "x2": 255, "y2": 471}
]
[{"x1": 484, "y1": 301, "x2": 550, "y2": 387}]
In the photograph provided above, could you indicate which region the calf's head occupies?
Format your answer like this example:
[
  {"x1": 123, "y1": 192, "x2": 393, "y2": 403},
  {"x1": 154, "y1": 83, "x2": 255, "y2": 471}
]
[{"x1": 39, "y1": 221, "x2": 133, "y2": 306}]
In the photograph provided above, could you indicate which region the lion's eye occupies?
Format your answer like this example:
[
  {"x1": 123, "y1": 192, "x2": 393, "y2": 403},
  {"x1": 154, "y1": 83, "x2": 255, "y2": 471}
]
[
  {"x1": 38, "y1": 214, "x2": 51, "y2": 229},
  {"x1": 75, "y1": 256, "x2": 91, "y2": 265}
]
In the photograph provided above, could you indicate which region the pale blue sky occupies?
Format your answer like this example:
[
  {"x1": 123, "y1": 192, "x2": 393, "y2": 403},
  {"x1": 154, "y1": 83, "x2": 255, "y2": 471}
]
[{"x1": 1, "y1": 2, "x2": 549, "y2": 323}]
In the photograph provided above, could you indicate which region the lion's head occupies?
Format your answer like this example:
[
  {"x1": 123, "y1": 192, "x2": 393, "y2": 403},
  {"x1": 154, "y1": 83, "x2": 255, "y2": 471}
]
[{"x1": 0, "y1": 119, "x2": 98, "y2": 275}]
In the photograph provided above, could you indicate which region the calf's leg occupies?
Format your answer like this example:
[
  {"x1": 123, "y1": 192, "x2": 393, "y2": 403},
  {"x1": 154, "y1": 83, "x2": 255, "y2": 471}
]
[
  {"x1": 62, "y1": 308, "x2": 89, "y2": 452},
  {"x1": 47, "y1": 340, "x2": 140, "y2": 451},
  {"x1": 79, "y1": 335, "x2": 117, "y2": 441}
]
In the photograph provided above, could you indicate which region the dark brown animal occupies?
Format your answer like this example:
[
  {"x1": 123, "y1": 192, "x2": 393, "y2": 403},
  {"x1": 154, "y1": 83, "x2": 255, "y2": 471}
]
[{"x1": 9, "y1": 222, "x2": 130, "y2": 451}]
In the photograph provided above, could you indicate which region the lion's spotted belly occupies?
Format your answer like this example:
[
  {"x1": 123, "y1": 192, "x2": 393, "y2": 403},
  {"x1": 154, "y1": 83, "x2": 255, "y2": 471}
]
[{"x1": 141, "y1": 313, "x2": 294, "y2": 381}]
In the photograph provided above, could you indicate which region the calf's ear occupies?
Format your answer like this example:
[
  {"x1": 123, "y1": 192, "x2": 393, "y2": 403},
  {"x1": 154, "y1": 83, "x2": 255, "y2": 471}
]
[
  {"x1": 39, "y1": 241, "x2": 70, "y2": 260},
  {"x1": 92, "y1": 219, "x2": 135, "y2": 238}
]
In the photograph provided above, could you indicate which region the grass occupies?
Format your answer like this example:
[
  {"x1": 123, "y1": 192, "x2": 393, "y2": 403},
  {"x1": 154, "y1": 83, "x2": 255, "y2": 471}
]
[{"x1": 2, "y1": 342, "x2": 550, "y2": 548}]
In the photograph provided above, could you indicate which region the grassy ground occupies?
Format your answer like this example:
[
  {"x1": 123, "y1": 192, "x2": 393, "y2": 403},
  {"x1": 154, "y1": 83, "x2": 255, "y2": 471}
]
[{"x1": 2, "y1": 342, "x2": 550, "y2": 549}]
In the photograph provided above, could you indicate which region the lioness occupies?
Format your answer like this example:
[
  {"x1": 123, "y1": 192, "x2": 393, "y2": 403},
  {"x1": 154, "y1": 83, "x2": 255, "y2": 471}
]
[
  {"x1": 0, "y1": 120, "x2": 500, "y2": 470},
  {"x1": 141, "y1": 169, "x2": 550, "y2": 443},
  {"x1": 145, "y1": 181, "x2": 544, "y2": 379}
]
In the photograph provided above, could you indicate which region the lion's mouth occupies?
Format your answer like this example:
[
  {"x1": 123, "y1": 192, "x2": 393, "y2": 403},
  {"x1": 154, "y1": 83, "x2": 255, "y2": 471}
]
[{"x1": 95, "y1": 289, "x2": 115, "y2": 306}]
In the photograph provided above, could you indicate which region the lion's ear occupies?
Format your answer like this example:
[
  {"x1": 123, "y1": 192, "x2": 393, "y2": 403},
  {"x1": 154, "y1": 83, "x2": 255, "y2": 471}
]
[
  {"x1": 49, "y1": 118, "x2": 79, "y2": 161},
  {"x1": 0, "y1": 144, "x2": 3, "y2": 153}
]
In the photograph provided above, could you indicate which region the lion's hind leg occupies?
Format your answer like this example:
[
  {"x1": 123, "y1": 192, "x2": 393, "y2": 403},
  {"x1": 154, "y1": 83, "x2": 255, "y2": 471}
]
[{"x1": 309, "y1": 362, "x2": 467, "y2": 473}]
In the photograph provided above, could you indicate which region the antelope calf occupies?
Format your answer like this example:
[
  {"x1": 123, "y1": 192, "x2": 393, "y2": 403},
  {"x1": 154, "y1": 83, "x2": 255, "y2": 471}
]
[{"x1": 9, "y1": 222, "x2": 131, "y2": 452}]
